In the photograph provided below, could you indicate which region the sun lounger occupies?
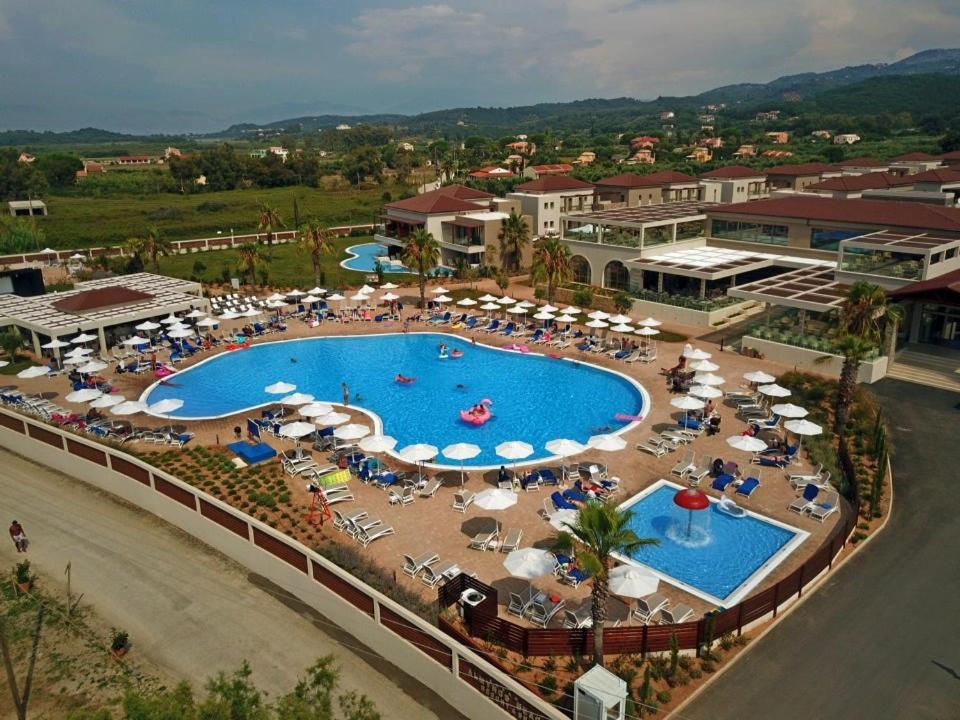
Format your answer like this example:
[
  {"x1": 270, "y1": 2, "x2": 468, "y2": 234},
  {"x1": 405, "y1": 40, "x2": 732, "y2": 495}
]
[
  {"x1": 389, "y1": 486, "x2": 415, "y2": 506},
  {"x1": 712, "y1": 474, "x2": 736, "y2": 492},
  {"x1": 560, "y1": 567, "x2": 589, "y2": 588},
  {"x1": 469, "y1": 523, "x2": 499, "y2": 551},
  {"x1": 418, "y1": 479, "x2": 441, "y2": 498},
  {"x1": 324, "y1": 490, "x2": 355, "y2": 505},
  {"x1": 453, "y1": 490, "x2": 475, "y2": 513},
  {"x1": 357, "y1": 524, "x2": 395, "y2": 546},
  {"x1": 499, "y1": 528, "x2": 523, "y2": 552},
  {"x1": 632, "y1": 592, "x2": 669, "y2": 624},
  {"x1": 637, "y1": 438, "x2": 668, "y2": 457},
  {"x1": 508, "y1": 586, "x2": 538, "y2": 617},
  {"x1": 735, "y1": 476, "x2": 761, "y2": 499},
  {"x1": 660, "y1": 603, "x2": 695, "y2": 624},
  {"x1": 333, "y1": 508, "x2": 367, "y2": 532},
  {"x1": 688, "y1": 455, "x2": 712, "y2": 485},
  {"x1": 528, "y1": 598, "x2": 566, "y2": 628},
  {"x1": 561, "y1": 463, "x2": 581, "y2": 483},
  {"x1": 348, "y1": 515, "x2": 383, "y2": 538},
  {"x1": 421, "y1": 560, "x2": 458, "y2": 587},
  {"x1": 537, "y1": 468, "x2": 559, "y2": 486},
  {"x1": 563, "y1": 603, "x2": 594, "y2": 629},
  {"x1": 809, "y1": 490, "x2": 840, "y2": 522},
  {"x1": 788, "y1": 483, "x2": 820, "y2": 514},
  {"x1": 551, "y1": 491, "x2": 577, "y2": 510},
  {"x1": 670, "y1": 450, "x2": 696, "y2": 478},
  {"x1": 402, "y1": 551, "x2": 439, "y2": 577}
]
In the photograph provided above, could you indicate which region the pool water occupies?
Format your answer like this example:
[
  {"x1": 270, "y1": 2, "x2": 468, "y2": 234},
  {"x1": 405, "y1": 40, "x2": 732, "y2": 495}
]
[
  {"x1": 142, "y1": 332, "x2": 647, "y2": 467},
  {"x1": 617, "y1": 480, "x2": 807, "y2": 605},
  {"x1": 342, "y1": 243, "x2": 454, "y2": 276}
]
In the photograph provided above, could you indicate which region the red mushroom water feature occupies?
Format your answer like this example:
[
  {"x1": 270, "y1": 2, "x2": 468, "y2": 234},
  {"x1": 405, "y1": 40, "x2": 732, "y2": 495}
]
[{"x1": 674, "y1": 488, "x2": 710, "y2": 538}]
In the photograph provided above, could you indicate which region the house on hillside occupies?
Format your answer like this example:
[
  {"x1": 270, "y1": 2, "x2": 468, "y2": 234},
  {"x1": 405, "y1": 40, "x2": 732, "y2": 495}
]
[
  {"x1": 18, "y1": 153, "x2": 35, "y2": 163},
  {"x1": 765, "y1": 131, "x2": 790, "y2": 145},
  {"x1": 164, "y1": 147, "x2": 182, "y2": 159},
  {"x1": 625, "y1": 149, "x2": 655, "y2": 165},
  {"x1": 659, "y1": 111, "x2": 675, "y2": 120},
  {"x1": 116, "y1": 155, "x2": 151, "y2": 165},
  {"x1": 630, "y1": 136, "x2": 659, "y2": 149},
  {"x1": 469, "y1": 166, "x2": 516, "y2": 180},
  {"x1": 574, "y1": 151, "x2": 597, "y2": 165},
  {"x1": 734, "y1": 144, "x2": 757, "y2": 158},
  {"x1": 686, "y1": 147, "x2": 712, "y2": 163},
  {"x1": 506, "y1": 140, "x2": 536, "y2": 155},
  {"x1": 811, "y1": 130, "x2": 832, "y2": 140},
  {"x1": 834, "y1": 134, "x2": 861, "y2": 145},
  {"x1": 524, "y1": 163, "x2": 574, "y2": 179}
]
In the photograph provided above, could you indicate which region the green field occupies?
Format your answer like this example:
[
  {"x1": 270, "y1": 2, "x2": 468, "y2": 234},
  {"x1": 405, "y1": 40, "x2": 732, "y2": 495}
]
[
  {"x1": 157, "y1": 235, "x2": 396, "y2": 290},
  {"x1": 33, "y1": 184, "x2": 402, "y2": 249}
]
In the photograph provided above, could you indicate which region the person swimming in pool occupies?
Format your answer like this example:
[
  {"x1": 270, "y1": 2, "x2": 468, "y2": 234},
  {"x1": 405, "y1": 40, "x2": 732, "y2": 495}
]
[
  {"x1": 290, "y1": 357, "x2": 298, "y2": 363},
  {"x1": 395, "y1": 374, "x2": 415, "y2": 383},
  {"x1": 456, "y1": 383, "x2": 467, "y2": 390},
  {"x1": 592, "y1": 425, "x2": 613, "y2": 434}
]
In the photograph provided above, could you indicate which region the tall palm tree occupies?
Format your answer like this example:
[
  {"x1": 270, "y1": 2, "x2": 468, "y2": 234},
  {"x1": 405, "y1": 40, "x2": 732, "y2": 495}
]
[
  {"x1": 497, "y1": 212, "x2": 530, "y2": 273},
  {"x1": 531, "y1": 237, "x2": 572, "y2": 303},
  {"x1": 256, "y1": 202, "x2": 284, "y2": 255},
  {"x1": 298, "y1": 221, "x2": 335, "y2": 286},
  {"x1": 140, "y1": 225, "x2": 172, "y2": 273},
  {"x1": 834, "y1": 282, "x2": 902, "y2": 438},
  {"x1": 402, "y1": 228, "x2": 440, "y2": 310},
  {"x1": 125, "y1": 235, "x2": 147, "y2": 272},
  {"x1": 236, "y1": 242, "x2": 264, "y2": 287},
  {"x1": 551, "y1": 503, "x2": 659, "y2": 667}
]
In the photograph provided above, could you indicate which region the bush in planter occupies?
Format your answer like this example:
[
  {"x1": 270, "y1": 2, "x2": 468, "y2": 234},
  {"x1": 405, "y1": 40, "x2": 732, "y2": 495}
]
[
  {"x1": 656, "y1": 689, "x2": 672, "y2": 705},
  {"x1": 111, "y1": 628, "x2": 130, "y2": 652},
  {"x1": 15, "y1": 560, "x2": 33, "y2": 589},
  {"x1": 572, "y1": 287, "x2": 593, "y2": 309}
]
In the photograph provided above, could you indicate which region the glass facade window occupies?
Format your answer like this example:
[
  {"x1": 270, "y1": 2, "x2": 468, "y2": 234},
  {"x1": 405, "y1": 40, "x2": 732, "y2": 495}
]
[
  {"x1": 603, "y1": 228, "x2": 643, "y2": 248},
  {"x1": 571, "y1": 256, "x2": 591, "y2": 284},
  {"x1": 810, "y1": 227, "x2": 872, "y2": 252},
  {"x1": 711, "y1": 219, "x2": 788, "y2": 246},
  {"x1": 644, "y1": 226, "x2": 672, "y2": 247},
  {"x1": 676, "y1": 220, "x2": 705, "y2": 241},
  {"x1": 603, "y1": 261, "x2": 630, "y2": 290},
  {"x1": 840, "y1": 247, "x2": 924, "y2": 280}
]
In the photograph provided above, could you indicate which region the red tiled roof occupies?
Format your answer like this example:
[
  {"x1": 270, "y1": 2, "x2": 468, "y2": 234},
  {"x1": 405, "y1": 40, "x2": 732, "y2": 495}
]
[
  {"x1": 386, "y1": 185, "x2": 491, "y2": 214},
  {"x1": 699, "y1": 166, "x2": 766, "y2": 180},
  {"x1": 891, "y1": 152, "x2": 940, "y2": 162},
  {"x1": 941, "y1": 150, "x2": 960, "y2": 161},
  {"x1": 595, "y1": 170, "x2": 698, "y2": 188},
  {"x1": 468, "y1": 166, "x2": 515, "y2": 178},
  {"x1": 908, "y1": 168, "x2": 960, "y2": 184},
  {"x1": 118, "y1": 155, "x2": 150, "y2": 161},
  {"x1": 515, "y1": 176, "x2": 594, "y2": 192},
  {"x1": 530, "y1": 163, "x2": 573, "y2": 175},
  {"x1": 888, "y1": 268, "x2": 960, "y2": 300},
  {"x1": 708, "y1": 196, "x2": 960, "y2": 233},
  {"x1": 835, "y1": 156, "x2": 885, "y2": 167},
  {"x1": 806, "y1": 172, "x2": 913, "y2": 192},
  {"x1": 764, "y1": 162, "x2": 839, "y2": 177},
  {"x1": 52, "y1": 287, "x2": 154, "y2": 313}
]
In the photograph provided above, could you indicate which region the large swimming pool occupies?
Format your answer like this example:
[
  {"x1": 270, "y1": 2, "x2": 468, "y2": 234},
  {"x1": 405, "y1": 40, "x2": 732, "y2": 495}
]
[
  {"x1": 342, "y1": 243, "x2": 453, "y2": 276},
  {"x1": 614, "y1": 480, "x2": 808, "y2": 606},
  {"x1": 142, "y1": 333, "x2": 648, "y2": 468}
]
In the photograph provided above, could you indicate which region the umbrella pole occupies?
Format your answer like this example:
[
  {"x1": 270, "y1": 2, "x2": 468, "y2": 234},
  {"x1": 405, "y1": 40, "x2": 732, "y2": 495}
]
[
  {"x1": 460, "y1": 460, "x2": 465, "y2": 489},
  {"x1": 686, "y1": 509, "x2": 693, "y2": 538}
]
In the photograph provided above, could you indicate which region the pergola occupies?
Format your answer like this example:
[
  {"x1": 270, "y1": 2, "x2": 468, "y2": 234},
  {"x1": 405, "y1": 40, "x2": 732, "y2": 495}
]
[
  {"x1": 561, "y1": 201, "x2": 716, "y2": 250},
  {"x1": 0, "y1": 272, "x2": 205, "y2": 354}
]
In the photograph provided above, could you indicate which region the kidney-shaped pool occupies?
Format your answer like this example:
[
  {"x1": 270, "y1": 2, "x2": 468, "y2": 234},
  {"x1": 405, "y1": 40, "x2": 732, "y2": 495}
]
[{"x1": 142, "y1": 332, "x2": 648, "y2": 468}]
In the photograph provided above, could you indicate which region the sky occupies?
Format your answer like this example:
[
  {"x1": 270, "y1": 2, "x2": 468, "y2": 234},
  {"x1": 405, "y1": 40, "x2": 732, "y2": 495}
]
[{"x1": 2, "y1": 0, "x2": 960, "y2": 134}]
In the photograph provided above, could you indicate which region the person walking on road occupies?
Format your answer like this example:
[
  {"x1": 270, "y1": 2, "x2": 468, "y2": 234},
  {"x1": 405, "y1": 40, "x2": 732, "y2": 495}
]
[{"x1": 9, "y1": 520, "x2": 27, "y2": 552}]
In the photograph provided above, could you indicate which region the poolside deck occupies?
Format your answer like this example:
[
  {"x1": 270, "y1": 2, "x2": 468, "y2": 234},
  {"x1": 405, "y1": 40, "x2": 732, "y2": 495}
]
[{"x1": 10, "y1": 298, "x2": 842, "y2": 626}]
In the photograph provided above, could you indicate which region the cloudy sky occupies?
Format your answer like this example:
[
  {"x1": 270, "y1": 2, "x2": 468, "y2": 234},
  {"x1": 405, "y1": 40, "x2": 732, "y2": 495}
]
[{"x1": 2, "y1": 0, "x2": 959, "y2": 134}]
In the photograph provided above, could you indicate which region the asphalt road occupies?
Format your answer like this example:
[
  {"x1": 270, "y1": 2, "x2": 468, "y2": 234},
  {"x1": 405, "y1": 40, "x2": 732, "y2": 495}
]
[
  {"x1": 0, "y1": 450, "x2": 443, "y2": 719},
  {"x1": 681, "y1": 380, "x2": 960, "y2": 720}
]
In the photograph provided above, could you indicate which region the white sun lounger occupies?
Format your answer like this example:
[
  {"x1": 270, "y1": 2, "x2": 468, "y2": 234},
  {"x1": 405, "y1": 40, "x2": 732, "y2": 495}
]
[
  {"x1": 357, "y1": 524, "x2": 395, "y2": 546},
  {"x1": 632, "y1": 593, "x2": 669, "y2": 624},
  {"x1": 637, "y1": 438, "x2": 668, "y2": 457},
  {"x1": 453, "y1": 490, "x2": 475, "y2": 513},
  {"x1": 402, "y1": 551, "x2": 439, "y2": 577},
  {"x1": 660, "y1": 603, "x2": 695, "y2": 624},
  {"x1": 421, "y1": 560, "x2": 458, "y2": 587}
]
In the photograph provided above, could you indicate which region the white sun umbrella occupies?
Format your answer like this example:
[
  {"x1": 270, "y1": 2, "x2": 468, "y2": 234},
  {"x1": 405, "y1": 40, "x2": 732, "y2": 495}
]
[
  {"x1": 359, "y1": 434, "x2": 398, "y2": 453},
  {"x1": 434, "y1": 294, "x2": 452, "y2": 303},
  {"x1": 265, "y1": 381, "x2": 296, "y2": 394},
  {"x1": 785, "y1": 419, "x2": 823, "y2": 456},
  {"x1": 379, "y1": 282, "x2": 399, "y2": 290},
  {"x1": 160, "y1": 314, "x2": 181, "y2": 325},
  {"x1": 688, "y1": 384, "x2": 723, "y2": 399},
  {"x1": 360, "y1": 284, "x2": 377, "y2": 294},
  {"x1": 17, "y1": 365, "x2": 50, "y2": 379},
  {"x1": 149, "y1": 398, "x2": 184, "y2": 416},
  {"x1": 167, "y1": 328, "x2": 195, "y2": 339},
  {"x1": 219, "y1": 310, "x2": 240, "y2": 320},
  {"x1": 588, "y1": 434, "x2": 627, "y2": 452},
  {"x1": 299, "y1": 402, "x2": 334, "y2": 418},
  {"x1": 279, "y1": 421, "x2": 319, "y2": 439},
  {"x1": 637, "y1": 317, "x2": 662, "y2": 327},
  {"x1": 456, "y1": 297, "x2": 477, "y2": 306},
  {"x1": 381, "y1": 292, "x2": 400, "y2": 302},
  {"x1": 399, "y1": 443, "x2": 439, "y2": 483},
  {"x1": 41, "y1": 339, "x2": 70, "y2": 349},
  {"x1": 350, "y1": 292, "x2": 369, "y2": 302},
  {"x1": 135, "y1": 321, "x2": 162, "y2": 332},
  {"x1": 540, "y1": 304, "x2": 559, "y2": 313},
  {"x1": 758, "y1": 383, "x2": 791, "y2": 398},
  {"x1": 587, "y1": 310, "x2": 610, "y2": 321},
  {"x1": 727, "y1": 435, "x2": 769, "y2": 453},
  {"x1": 555, "y1": 313, "x2": 577, "y2": 324},
  {"x1": 503, "y1": 548, "x2": 556, "y2": 579},
  {"x1": 315, "y1": 411, "x2": 350, "y2": 427},
  {"x1": 497, "y1": 296, "x2": 516, "y2": 305},
  {"x1": 334, "y1": 423, "x2": 370, "y2": 442},
  {"x1": 585, "y1": 319, "x2": 609, "y2": 329},
  {"x1": 546, "y1": 438, "x2": 587, "y2": 458},
  {"x1": 280, "y1": 392, "x2": 314, "y2": 406},
  {"x1": 301, "y1": 294, "x2": 321, "y2": 304},
  {"x1": 693, "y1": 372, "x2": 725, "y2": 386},
  {"x1": 69, "y1": 253, "x2": 86, "y2": 261},
  {"x1": 430, "y1": 286, "x2": 448, "y2": 295},
  {"x1": 90, "y1": 394, "x2": 124, "y2": 409},
  {"x1": 63, "y1": 355, "x2": 90, "y2": 365},
  {"x1": 267, "y1": 293, "x2": 286, "y2": 303},
  {"x1": 71, "y1": 332, "x2": 98, "y2": 344},
  {"x1": 168, "y1": 322, "x2": 191, "y2": 331},
  {"x1": 608, "y1": 314, "x2": 633, "y2": 325},
  {"x1": 772, "y1": 403, "x2": 808, "y2": 419},
  {"x1": 480, "y1": 302, "x2": 500, "y2": 312},
  {"x1": 683, "y1": 346, "x2": 712, "y2": 361},
  {"x1": 516, "y1": 300, "x2": 535, "y2": 309},
  {"x1": 611, "y1": 323, "x2": 634, "y2": 333},
  {"x1": 507, "y1": 305, "x2": 527, "y2": 315},
  {"x1": 636, "y1": 327, "x2": 659, "y2": 337},
  {"x1": 326, "y1": 293, "x2": 345, "y2": 302},
  {"x1": 744, "y1": 370, "x2": 777, "y2": 384},
  {"x1": 533, "y1": 310, "x2": 556, "y2": 321},
  {"x1": 111, "y1": 400, "x2": 148, "y2": 416},
  {"x1": 241, "y1": 307, "x2": 261, "y2": 317},
  {"x1": 77, "y1": 360, "x2": 107, "y2": 374},
  {"x1": 0, "y1": 361, "x2": 7, "y2": 368},
  {"x1": 197, "y1": 317, "x2": 219, "y2": 328},
  {"x1": 474, "y1": 488, "x2": 518, "y2": 511},
  {"x1": 561, "y1": 306, "x2": 581, "y2": 315},
  {"x1": 185, "y1": 309, "x2": 206, "y2": 319},
  {"x1": 65, "y1": 346, "x2": 93, "y2": 357},
  {"x1": 66, "y1": 388, "x2": 102, "y2": 403},
  {"x1": 442, "y1": 442, "x2": 481, "y2": 487},
  {"x1": 609, "y1": 565, "x2": 659, "y2": 599},
  {"x1": 478, "y1": 294, "x2": 499, "y2": 302},
  {"x1": 496, "y1": 440, "x2": 533, "y2": 465},
  {"x1": 689, "y1": 359, "x2": 720, "y2": 373},
  {"x1": 286, "y1": 289, "x2": 305, "y2": 298},
  {"x1": 266, "y1": 301, "x2": 286, "y2": 311},
  {"x1": 122, "y1": 335, "x2": 151, "y2": 346},
  {"x1": 671, "y1": 395, "x2": 704, "y2": 423},
  {"x1": 549, "y1": 508, "x2": 580, "y2": 532},
  {"x1": 307, "y1": 287, "x2": 326, "y2": 295}
]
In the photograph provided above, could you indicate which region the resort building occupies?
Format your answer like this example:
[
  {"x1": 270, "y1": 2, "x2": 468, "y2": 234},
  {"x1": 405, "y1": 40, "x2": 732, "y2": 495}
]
[
  {"x1": 765, "y1": 162, "x2": 841, "y2": 191},
  {"x1": 834, "y1": 156, "x2": 889, "y2": 175},
  {"x1": 765, "y1": 131, "x2": 790, "y2": 144},
  {"x1": 8, "y1": 200, "x2": 47, "y2": 217},
  {"x1": 524, "y1": 163, "x2": 573, "y2": 179},
  {"x1": 116, "y1": 155, "x2": 151, "y2": 165},
  {"x1": 888, "y1": 152, "x2": 943, "y2": 176},
  {"x1": 0, "y1": 272, "x2": 205, "y2": 355},
  {"x1": 376, "y1": 185, "x2": 531, "y2": 268},
  {"x1": 908, "y1": 168, "x2": 960, "y2": 203},
  {"x1": 941, "y1": 150, "x2": 960, "y2": 167},
  {"x1": 593, "y1": 171, "x2": 700, "y2": 208},
  {"x1": 833, "y1": 133, "x2": 861, "y2": 145},
  {"x1": 803, "y1": 172, "x2": 913, "y2": 200},
  {"x1": 508, "y1": 176, "x2": 594, "y2": 237},
  {"x1": 468, "y1": 166, "x2": 516, "y2": 180},
  {"x1": 698, "y1": 166, "x2": 769, "y2": 204}
]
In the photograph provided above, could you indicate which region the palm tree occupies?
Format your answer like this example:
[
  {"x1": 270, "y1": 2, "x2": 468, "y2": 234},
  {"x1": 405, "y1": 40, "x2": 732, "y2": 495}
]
[
  {"x1": 141, "y1": 225, "x2": 172, "y2": 273},
  {"x1": 551, "y1": 503, "x2": 659, "y2": 667},
  {"x1": 834, "y1": 282, "x2": 902, "y2": 438},
  {"x1": 0, "y1": 327, "x2": 24, "y2": 360},
  {"x1": 402, "y1": 228, "x2": 440, "y2": 310},
  {"x1": 497, "y1": 212, "x2": 530, "y2": 273},
  {"x1": 531, "y1": 237, "x2": 572, "y2": 303},
  {"x1": 236, "y1": 242, "x2": 264, "y2": 287},
  {"x1": 125, "y1": 235, "x2": 147, "y2": 272},
  {"x1": 256, "y1": 203, "x2": 284, "y2": 255},
  {"x1": 298, "y1": 222, "x2": 335, "y2": 286}
]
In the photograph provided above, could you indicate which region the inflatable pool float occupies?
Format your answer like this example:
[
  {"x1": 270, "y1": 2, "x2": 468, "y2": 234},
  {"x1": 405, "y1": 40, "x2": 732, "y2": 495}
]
[
  {"x1": 615, "y1": 413, "x2": 645, "y2": 422},
  {"x1": 450, "y1": 349, "x2": 464, "y2": 358},
  {"x1": 460, "y1": 399, "x2": 493, "y2": 425},
  {"x1": 226, "y1": 342, "x2": 251, "y2": 351},
  {"x1": 716, "y1": 496, "x2": 747, "y2": 518},
  {"x1": 505, "y1": 344, "x2": 530, "y2": 353},
  {"x1": 439, "y1": 351, "x2": 448, "y2": 359},
  {"x1": 154, "y1": 365, "x2": 175, "y2": 378}
]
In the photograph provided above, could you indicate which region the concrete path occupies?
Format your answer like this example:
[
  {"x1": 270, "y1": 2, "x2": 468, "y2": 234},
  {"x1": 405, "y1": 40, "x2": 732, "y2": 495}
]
[
  {"x1": 680, "y1": 380, "x2": 960, "y2": 720},
  {"x1": 0, "y1": 450, "x2": 442, "y2": 718}
]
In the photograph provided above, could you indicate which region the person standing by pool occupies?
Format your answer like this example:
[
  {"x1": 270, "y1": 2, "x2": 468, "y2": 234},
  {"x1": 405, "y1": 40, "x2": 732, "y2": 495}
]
[
  {"x1": 342, "y1": 382, "x2": 350, "y2": 406},
  {"x1": 9, "y1": 520, "x2": 27, "y2": 552}
]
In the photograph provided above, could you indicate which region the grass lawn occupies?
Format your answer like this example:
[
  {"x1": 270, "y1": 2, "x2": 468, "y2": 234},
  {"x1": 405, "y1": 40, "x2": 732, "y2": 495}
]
[
  {"x1": 157, "y1": 235, "x2": 389, "y2": 289},
  {"x1": 34, "y1": 184, "x2": 405, "y2": 249},
  {"x1": 0, "y1": 356, "x2": 36, "y2": 375}
]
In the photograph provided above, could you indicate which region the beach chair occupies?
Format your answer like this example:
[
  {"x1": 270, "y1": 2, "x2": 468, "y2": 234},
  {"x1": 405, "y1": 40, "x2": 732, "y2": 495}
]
[
  {"x1": 418, "y1": 479, "x2": 441, "y2": 498},
  {"x1": 789, "y1": 483, "x2": 820, "y2": 515},
  {"x1": 482, "y1": 319, "x2": 501, "y2": 334},
  {"x1": 499, "y1": 528, "x2": 523, "y2": 553},
  {"x1": 809, "y1": 490, "x2": 840, "y2": 522},
  {"x1": 537, "y1": 468, "x2": 559, "y2": 486},
  {"x1": 453, "y1": 490, "x2": 475, "y2": 513},
  {"x1": 550, "y1": 491, "x2": 577, "y2": 510},
  {"x1": 712, "y1": 474, "x2": 736, "y2": 492},
  {"x1": 528, "y1": 598, "x2": 565, "y2": 628},
  {"x1": 670, "y1": 450, "x2": 696, "y2": 478},
  {"x1": 522, "y1": 473, "x2": 540, "y2": 492},
  {"x1": 421, "y1": 560, "x2": 458, "y2": 587},
  {"x1": 469, "y1": 522, "x2": 499, "y2": 551},
  {"x1": 660, "y1": 603, "x2": 695, "y2": 625},
  {"x1": 389, "y1": 486, "x2": 416, "y2": 506},
  {"x1": 632, "y1": 593, "x2": 669, "y2": 624},
  {"x1": 540, "y1": 497, "x2": 556, "y2": 521},
  {"x1": 500, "y1": 322, "x2": 516, "y2": 336},
  {"x1": 587, "y1": 464, "x2": 607, "y2": 482},
  {"x1": 347, "y1": 515, "x2": 382, "y2": 538},
  {"x1": 402, "y1": 551, "x2": 438, "y2": 577},
  {"x1": 688, "y1": 455, "x2": 712, "y2": 485},
  {"x1": 637, "y1": 438, "x2": 668, "y2": 457},
  {"x1": 788, "y1": 464, "x2": 824, "y2": 486},
  {"x1": 563, "y1": 603, "x2": 594, "y2": 629},
  {"x1": 736, "y1": 473, "x2": 761, "y2": 499},
  {"x1": 561, "y1": 463, "x2": 581, "y2": 484},
  {"x1": 508, "y1": 586, "x2": 538, "y2": 617},
  {"x1": 560, "y1": 567, "x2": 590, "y2": 588},
  {"x1": 357, "y1": 525, "x2": 395, "y2": 546}
]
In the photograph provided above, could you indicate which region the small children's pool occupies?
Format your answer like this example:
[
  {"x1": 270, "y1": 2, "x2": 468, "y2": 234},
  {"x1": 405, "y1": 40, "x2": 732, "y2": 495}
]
[
  {"x1": 342, "y1": 243, "x2": 453, "y2": 276},
  {"x1": 614, "y1": 480, "x2": 808, "y2": 606}
]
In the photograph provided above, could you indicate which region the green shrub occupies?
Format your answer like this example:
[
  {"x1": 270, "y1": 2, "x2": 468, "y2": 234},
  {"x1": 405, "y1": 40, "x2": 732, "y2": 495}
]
[
  {"x1": 720, "y1": 632, "x2": 735, "y2": 651},
  {"x1": 700, "y1": 659, "x2": 716, "y2": 673},
  {"x1": 572, "y1": 287, "x2": 594, "y2": 309},
  {"x1": 541, "y1": 674, "x2": 558, "y2": 695},
  {"x1": 656, "y1": 690, "x2": 672, "y2": 705}
]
